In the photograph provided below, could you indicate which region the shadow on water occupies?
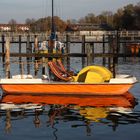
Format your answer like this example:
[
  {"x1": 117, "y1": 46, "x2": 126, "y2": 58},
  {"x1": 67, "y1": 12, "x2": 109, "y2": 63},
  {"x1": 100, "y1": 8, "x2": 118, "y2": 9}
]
[{"x1": 0, "y1": 92, "x2": 139, "y2": 139}]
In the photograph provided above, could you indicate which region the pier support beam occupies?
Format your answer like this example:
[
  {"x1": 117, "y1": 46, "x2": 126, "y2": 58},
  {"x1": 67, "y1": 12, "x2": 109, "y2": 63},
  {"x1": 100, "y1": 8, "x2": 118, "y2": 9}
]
[
  {"x1": 86, "y1": 44, "x2": 92, "y2": 66},
  {"x1": 82, "y1": 35, "x2": 86, "y2": 67},
  {"x1": 66, "y1": 34, "x2": 70, "y2": 70},
  {"x1": 2, "y1": 35, "x2": 5, "y2": 63},
  {"x1": 26, "y1": 34, "x2": 30, "y2": 74},
  {"x1": 5, "y1": 36, "x2": 10, "y2": 78},
  {"x1": 34, "y1": 35, "x2": 38, "y2": 52},
  {"x1": 102, "y1": 35, "x2": 106, "y2": 66}
]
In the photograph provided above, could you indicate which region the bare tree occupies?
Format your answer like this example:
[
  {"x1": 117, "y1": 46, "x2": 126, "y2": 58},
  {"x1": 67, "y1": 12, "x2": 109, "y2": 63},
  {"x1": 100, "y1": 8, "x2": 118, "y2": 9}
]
[{"x1": 8, "y1": 19, "x2": 17, "y2": 32}]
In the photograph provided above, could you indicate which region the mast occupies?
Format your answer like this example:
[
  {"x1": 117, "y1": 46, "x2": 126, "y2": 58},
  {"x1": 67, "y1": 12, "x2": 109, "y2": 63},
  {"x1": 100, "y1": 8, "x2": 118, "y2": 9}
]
[
  {"x1": 51, "y1": 0, "x2": 55, "y2": 33},
  {"x1": 49, "y1": 0, "x2": 56, "y2": 54}
]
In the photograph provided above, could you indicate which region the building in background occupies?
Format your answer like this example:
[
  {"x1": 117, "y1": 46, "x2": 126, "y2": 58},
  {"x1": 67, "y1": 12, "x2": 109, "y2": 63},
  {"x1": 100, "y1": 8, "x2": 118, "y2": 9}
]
[{"x1": 0, "y1": 24, "x2": 30, "y2": 32}]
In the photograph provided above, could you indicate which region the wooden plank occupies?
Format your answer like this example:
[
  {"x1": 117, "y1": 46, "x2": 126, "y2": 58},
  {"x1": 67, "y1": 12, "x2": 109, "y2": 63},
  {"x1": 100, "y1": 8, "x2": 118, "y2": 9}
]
[{"x1": 0, "y1": 52, "x2": 140, "y2": 58}]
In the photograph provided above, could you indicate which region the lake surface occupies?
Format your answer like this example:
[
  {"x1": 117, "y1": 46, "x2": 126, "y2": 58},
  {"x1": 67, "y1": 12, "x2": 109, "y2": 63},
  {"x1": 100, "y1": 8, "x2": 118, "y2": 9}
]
[{"x1": 0, "y1": 44, "x2": 140, "y2": 140}]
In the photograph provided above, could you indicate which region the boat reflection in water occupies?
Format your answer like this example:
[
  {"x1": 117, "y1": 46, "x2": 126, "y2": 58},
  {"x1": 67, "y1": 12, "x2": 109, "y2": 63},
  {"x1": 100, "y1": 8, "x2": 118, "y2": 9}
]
[{"x1": 0, "y1": 92, "x2": 138, "y2": 136}]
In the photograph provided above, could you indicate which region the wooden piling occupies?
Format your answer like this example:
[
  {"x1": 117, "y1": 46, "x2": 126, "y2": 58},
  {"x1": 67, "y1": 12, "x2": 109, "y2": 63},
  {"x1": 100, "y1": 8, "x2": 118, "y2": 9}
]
[
  {"x1": 34, "y1": 35, "x2": 39, "y2": 71},
  {"x1": 86, "y1": 43, "x2": 92, "y2": 66},
  {"x1": 112, "y1": 33, "x2": 119, "y2": 77},
  {"x1": 66, "y1": 34, "x2": 70, "y2": 70},
  {"x1": 102, "y1": 35, "x2": 106, "y2": 66},
  {"x1": 123, "y1": 43, "x2": 127, "y2": 61},
  {"x1": 26, "y1": 34, "x2": 30, "y2": 74},
  {"x1": 116, "y1": 31, "x2": 119, "y2": 64},
  {"x1": 20, "y1": 62, "x2": 24, "y2": 79},
  {"x1": 34, "y1": 60, "x2": 38, "y2": 77},
  {"x1": 2, "y1": 35, "x2": 5, "y2": 63},
  {"x1": 34, "y1": 35, "x2": 38, "y2": 52},
  {"x1": 42, "y1": 57, "x2": 46, "y2": 75},
  {"x1": 108, "y1": 35, "x2": 117, "y2": 78},
  {"x1": 112, "y1": 36, "x2": 116, "y2": 78},
  {"x1": 112, "y1": 49, "x2": 116, "y2": 78},
  {"x1": 18, "y1": 35, "x2": 22, "y2": 72},
  {"x1": 108, "y1": 35, "x2": 112, "y2": 70},
  {"x1": 91, "y1": 42, "x2": 95, "y2": 63},
  {"x1": 82, "y1": 35, "x2": 86, "y2": 67},
  {"x1": 19, "y1": 35, "x2": 22, "y2": 61},
  {"x1": 5, "y1": 36, "x2": 10, "y2": 78}
]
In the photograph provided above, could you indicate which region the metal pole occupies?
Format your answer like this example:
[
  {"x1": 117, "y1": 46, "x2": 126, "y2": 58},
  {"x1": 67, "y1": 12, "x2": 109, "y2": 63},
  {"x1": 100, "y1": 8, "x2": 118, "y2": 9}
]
[{"x1": 52, "y1": 0, "x2": 54, "y2": 33}]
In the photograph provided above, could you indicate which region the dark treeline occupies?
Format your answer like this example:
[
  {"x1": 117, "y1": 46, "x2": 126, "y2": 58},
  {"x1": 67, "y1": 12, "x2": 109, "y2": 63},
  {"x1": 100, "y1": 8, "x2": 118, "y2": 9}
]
[
  {"x1": 8, "y1": 3, "x2": 140, "y2": 32},
  {"x1": 25, "y1": 16, "x2": 67, "y2": 33},
  {"x1": 78, "y1": 3, "x2": 140, "y2": 30}
]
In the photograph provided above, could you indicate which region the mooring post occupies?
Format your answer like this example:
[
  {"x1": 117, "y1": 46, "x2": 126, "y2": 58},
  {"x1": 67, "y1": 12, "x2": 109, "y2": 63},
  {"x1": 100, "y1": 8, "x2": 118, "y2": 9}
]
[
  {"x1": 19, "y1": 35, "x2": 22, "y2": 62},
  {"x1": 26, "y1": 34, "x2": 30, "y2": 74},
  {"x1": 18, "y1": 35, "x2": 22, "y2": 72},
  {"x1": 82, "y1": 35, "x2": 86, "y2": 67},
  {"x1": 30, "y1": 42, "x2": 33, "y2": 61},
  {"x1": 112, "y1": 44, "x2": 116, "y2": 78},
  {"x1": 5, "y1": 36, "x2": 10, "y2": 78},
  {"x1": 66, "y1": 34, "x2": 70, "y2": 71},
  {"x1": 34, "y1": 35, "x2": 39, "y2": 73},
  {"x1": 34, "y1": 35, "x2": 38, "y2": 53},
  {"x1": 108, "y1": 35, "x2": 112, "y2": 71},
  {"x1": 113, "y1": 31, "x2": 120, "y2": 77},
  {"x1": 34, "y1": 60, "x2": 38, "y2": 77},
  {"x1": 42, "y1": 57, "x2": 46, "y2": 75},
  {"x1": 102, "y1": 34, "x2": 106, "y2": 66},
  {"x1": 86, "y1": 43, "x2": 92, "y2": 66},
  {"x1": 2, "y1": 34, "x2": 5, "y2": 63},
  {"x1": 20, "y1": 62, "x2": 24, "y2": 79},
  {"x1": 109, "y1": 34, "x2": 117, "y2": 78},
  {"x1": 122, "y1": 43, "x2": 127, "y2": 61},
  {"x1": 116, "y1": 30, "x2": 119, "y2": 64},
  {"x1": 91, "y1": 42, "x2": 95, "y2": 63}
]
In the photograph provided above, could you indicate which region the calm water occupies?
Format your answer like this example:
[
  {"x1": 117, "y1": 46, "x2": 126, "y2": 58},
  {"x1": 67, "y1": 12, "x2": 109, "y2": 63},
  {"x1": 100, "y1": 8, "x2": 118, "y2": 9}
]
[{"x1": 0, "y1": 44, "x2": 140, "y2": 140}]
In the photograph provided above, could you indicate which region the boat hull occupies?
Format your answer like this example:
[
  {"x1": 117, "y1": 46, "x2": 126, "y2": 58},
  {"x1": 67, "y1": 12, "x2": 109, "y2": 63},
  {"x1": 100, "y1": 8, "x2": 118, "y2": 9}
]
[{"x1": 1, "y1": 83, "x2": 133, "y2": 96}]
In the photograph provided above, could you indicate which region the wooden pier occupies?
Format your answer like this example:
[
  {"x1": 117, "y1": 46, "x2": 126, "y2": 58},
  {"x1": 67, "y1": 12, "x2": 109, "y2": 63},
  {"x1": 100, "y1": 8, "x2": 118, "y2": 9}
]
[{"x1": 0, "y1": 31, "x2": 140, "y2": 78}]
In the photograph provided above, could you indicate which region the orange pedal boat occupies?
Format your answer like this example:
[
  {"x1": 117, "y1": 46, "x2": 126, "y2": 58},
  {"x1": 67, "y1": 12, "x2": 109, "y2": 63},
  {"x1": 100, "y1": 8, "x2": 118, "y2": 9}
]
[
  {"x1": 0, "y1": 64, "x2": 137, "y2": 96},
  {"x1": 0, "y1": 82, "x2": 134, "y2": 96}
]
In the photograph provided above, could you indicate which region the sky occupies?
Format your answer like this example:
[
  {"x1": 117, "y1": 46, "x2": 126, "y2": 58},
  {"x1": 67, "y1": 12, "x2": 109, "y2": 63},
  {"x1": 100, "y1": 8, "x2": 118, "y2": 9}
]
[{"x1": 0, "y1": 0, "x2": 139, "y2": 23}]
